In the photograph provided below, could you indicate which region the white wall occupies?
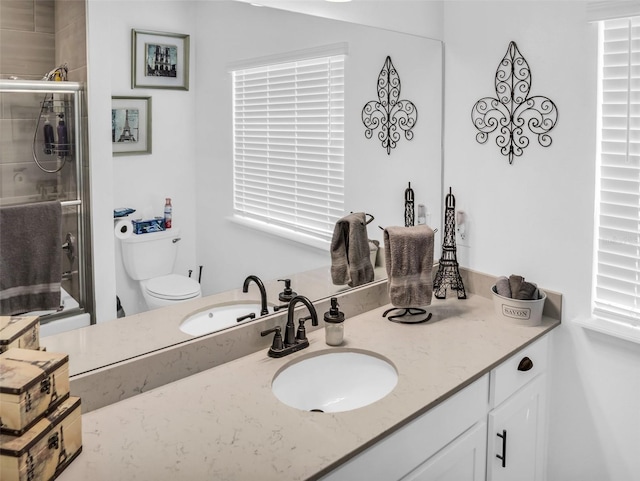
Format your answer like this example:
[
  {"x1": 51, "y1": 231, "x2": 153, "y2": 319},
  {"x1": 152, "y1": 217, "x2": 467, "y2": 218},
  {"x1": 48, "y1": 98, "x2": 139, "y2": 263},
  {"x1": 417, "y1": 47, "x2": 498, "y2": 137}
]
[
  {"x1": 87, "y1": 0, "x2": 199, "y2": 317},
  {"x1": 443, "y1": 2, "x2": 639, "y2": 479},
  {"x1": 87, "y1": 0, "x2": 443, "y2": 317},
  {"x1": 194, "y1": 1, "x2": 443, "y2": 295},
  {"x1": 86, "y1": 0, "x2": 117, "y2": 322},
  {"x1": 233, "y1": 0, "x2": 444, "y2": 40}
]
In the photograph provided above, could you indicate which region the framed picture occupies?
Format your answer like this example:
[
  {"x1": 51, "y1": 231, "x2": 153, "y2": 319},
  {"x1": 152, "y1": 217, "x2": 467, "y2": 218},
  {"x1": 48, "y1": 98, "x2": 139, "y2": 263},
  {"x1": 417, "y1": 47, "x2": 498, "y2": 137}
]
[
  {"x1": 131, "y1": 29, "x2": 190, "y2": 90},
  {"x1": 112, "y1": 96, "x2": 152, "y2": 156}
]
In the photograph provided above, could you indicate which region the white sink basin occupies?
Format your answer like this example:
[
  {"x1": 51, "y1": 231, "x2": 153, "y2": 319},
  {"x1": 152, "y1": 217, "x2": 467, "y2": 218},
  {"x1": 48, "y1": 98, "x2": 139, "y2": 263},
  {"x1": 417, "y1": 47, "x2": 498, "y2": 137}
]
[
  {"x1": 180, "y1": 303, "x2": 269, "y2": 336},
  {"x1": 271, "y1": 350, "x2": 398, "y2": 413}
]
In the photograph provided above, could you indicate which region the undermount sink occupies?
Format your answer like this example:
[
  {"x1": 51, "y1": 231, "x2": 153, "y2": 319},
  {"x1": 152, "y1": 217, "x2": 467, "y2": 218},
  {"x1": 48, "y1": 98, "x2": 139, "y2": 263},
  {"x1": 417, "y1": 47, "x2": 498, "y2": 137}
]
[
  {"x1": 180, "y1": 302, "x2": 270, "y2": 336},
  {"x1": 271, "y1": 350, "x2": 398, "y2": 413}
]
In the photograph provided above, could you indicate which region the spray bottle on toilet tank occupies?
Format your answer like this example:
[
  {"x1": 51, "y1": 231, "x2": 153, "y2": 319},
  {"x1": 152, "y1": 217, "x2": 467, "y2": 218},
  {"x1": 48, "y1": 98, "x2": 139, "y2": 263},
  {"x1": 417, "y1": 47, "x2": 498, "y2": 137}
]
[{"x1": 164, "y1": 198, "x2": 172, "y2": 229}]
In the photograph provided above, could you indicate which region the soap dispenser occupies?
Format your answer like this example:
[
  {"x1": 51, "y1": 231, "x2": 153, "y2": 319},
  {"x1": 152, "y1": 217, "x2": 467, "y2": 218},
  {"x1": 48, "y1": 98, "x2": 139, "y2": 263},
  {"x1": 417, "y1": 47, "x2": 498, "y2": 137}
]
[
  {"x1": 278, "y1": 279, "x2": 297, "y2": 302},
  {"x1": 324, "y1": 297, "x2": 345, "y2": 346}
]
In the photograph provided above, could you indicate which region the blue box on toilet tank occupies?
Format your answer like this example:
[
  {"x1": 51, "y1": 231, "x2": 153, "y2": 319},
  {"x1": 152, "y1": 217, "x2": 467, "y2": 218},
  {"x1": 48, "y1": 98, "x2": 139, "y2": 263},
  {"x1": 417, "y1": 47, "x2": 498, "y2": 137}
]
[{"x1": 132, "y1": 217, "x2": 166, "y2": 234}]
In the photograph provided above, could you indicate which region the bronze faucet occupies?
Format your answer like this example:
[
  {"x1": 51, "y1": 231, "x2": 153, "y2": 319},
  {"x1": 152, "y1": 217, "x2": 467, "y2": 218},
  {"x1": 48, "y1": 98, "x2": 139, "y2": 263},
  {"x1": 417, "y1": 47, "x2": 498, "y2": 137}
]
[{"x1": 260, "y1": 296, "x2": 318, "y2": 358}]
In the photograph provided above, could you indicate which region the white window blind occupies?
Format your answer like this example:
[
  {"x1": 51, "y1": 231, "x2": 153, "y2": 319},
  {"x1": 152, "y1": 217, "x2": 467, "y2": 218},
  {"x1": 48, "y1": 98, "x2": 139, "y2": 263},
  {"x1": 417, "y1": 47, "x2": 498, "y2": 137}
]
[
  {"x1": 232, "y1": 54, "x2": 345, "y2": 245},
  {"x1": 594, "y1": 16, "x2": 640, "y2": 327}
]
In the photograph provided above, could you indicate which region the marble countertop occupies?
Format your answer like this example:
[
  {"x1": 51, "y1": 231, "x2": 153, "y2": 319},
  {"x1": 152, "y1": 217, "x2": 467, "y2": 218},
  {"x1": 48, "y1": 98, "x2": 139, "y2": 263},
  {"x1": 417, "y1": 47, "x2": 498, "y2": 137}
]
[
  {"x1": 59, "y1": 291, "x2": 559, "y2": 481},
  {"x1": 43, "y1": 265, "x2": 387, "y2": 378},
  {"x1": 42, "y1": 269, "x2": 390, "y2": 413}
]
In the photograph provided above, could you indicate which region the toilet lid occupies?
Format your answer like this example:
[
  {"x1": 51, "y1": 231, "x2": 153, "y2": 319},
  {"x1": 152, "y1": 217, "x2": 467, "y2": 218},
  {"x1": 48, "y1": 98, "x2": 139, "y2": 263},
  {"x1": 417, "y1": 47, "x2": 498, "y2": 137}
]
[{"x1": 145, "y1": 274, "x2": 201, "y2": 300}]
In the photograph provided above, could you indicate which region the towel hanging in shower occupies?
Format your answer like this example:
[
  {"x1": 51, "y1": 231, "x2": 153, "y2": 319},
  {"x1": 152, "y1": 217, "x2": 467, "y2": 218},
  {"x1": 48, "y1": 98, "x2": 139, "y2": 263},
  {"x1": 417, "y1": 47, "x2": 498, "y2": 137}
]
[{"x1": 0, "y1": 201, "x2": 62, "y2": 315}]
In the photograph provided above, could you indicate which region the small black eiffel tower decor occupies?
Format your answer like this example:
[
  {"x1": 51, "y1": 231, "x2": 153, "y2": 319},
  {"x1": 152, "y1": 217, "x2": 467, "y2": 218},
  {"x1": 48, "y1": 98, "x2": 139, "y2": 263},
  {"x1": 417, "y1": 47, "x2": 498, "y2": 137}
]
[{"x1": 433, "y1": 187, "x2": 466, "y2": 299}]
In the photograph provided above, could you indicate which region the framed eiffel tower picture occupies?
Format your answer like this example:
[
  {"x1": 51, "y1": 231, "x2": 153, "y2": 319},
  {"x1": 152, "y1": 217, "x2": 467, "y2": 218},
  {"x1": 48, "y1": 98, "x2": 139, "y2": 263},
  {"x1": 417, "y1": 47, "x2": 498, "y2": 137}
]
[{"x1": 111, "y1": 96, "x2": 152, "y2": 156}]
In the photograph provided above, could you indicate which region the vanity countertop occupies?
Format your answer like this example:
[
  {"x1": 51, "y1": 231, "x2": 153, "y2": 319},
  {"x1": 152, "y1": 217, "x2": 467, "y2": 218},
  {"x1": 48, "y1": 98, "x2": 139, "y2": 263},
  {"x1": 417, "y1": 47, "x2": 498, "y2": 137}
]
[
  {"x1": 59, "y1": 292, "x2": 559, "y2": 481},
  {"x1": 42, "y1": 265, "x2": 388, "y2": 379}
]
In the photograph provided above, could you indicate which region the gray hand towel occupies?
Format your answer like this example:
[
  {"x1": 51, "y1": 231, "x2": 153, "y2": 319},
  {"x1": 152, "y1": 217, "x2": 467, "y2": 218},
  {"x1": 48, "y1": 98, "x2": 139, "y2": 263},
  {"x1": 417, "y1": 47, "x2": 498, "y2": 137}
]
[
  {"x1": 384, "y1": 225, "x2": 434, "y2": 308},
  {"x1": 495, "y1": 276, "x2": 512, "y2": 297},
  {"x1": 503, "y1": 274, "x2": 538, "y2": 300},
  {"x1": 0, "y1": 201, "x2": 62, "y2": 315},
  {"x1": 514, "y1": 280, "x2": 538, "y2": 300},
  {"x1": 508, "y1": 274, "x2": 525, "y2": 298},
  {"x1": 330, "y1": 212, "x2": 374, "y2": 288}
]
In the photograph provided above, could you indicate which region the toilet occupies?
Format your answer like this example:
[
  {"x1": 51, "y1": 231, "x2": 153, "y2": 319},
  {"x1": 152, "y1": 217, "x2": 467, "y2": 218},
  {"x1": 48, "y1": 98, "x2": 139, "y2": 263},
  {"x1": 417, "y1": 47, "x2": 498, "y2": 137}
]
[{"x1": 120, "y1": 228, "x2": 202, "y2": 310}]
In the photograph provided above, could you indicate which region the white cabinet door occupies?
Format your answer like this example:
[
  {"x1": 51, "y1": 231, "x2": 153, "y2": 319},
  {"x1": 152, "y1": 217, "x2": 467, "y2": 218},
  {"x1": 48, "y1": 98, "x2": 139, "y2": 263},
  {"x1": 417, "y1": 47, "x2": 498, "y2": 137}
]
[
  {"x1": 487, "y1": 374, "x2": 546, "y2": 481},
  {"x1": 401, "y1": 421, "x2": 487, "y2": 481},
  {"x1": 321, "y1": 375, "x2": 489, "y2": 481}
]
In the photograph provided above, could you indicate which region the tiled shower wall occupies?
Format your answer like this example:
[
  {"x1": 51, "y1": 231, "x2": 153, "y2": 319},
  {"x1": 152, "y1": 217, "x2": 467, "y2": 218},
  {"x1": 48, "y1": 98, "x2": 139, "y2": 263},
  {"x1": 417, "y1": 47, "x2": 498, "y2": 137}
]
[
  {"x1": 1, "y1": 0, "x2": 88, "y2": 309},
  {"x1": 0, "y1": 0, "x2": 86, "y2": 81},
  {"x1": 55, "y1": 0, "x2": 87, "y2": 82},
  {"x1": 0, "y1": 0, "x2": 87, "y2": 209},
  {"x1": 0, "y1": 0, "x2": 55, "y2": 80}
]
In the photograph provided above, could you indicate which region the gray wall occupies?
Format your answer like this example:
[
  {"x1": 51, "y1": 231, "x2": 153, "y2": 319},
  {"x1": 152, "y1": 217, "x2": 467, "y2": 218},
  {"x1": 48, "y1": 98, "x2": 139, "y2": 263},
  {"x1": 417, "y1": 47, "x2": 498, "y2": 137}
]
[
  {"x1": 0, "y1": 0, "x2": 56, "y2": 79},
  {"x1": 0, "y1": 0, "x2": 86, "y2": 81}
]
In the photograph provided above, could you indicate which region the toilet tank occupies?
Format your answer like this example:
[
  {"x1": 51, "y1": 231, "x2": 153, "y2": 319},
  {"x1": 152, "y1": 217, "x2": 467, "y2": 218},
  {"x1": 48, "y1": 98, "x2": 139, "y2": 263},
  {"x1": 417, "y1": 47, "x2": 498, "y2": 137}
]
[{"x1": 120, "y1": 228, "x2": 181, "y2": 280}]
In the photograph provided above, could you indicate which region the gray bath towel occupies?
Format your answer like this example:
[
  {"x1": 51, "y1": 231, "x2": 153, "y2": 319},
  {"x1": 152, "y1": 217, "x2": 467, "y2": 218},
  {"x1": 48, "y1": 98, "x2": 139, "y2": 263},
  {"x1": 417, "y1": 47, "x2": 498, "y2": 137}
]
[
  {"x1": 330, "y1": 212, "x2": 374, "y2": 288},
  {"x1": 0, "y1": 201, "x2": 62, "y2": 315},
  {"x1": 384, "y1": 225, "x2": 434, "y2": 308}
]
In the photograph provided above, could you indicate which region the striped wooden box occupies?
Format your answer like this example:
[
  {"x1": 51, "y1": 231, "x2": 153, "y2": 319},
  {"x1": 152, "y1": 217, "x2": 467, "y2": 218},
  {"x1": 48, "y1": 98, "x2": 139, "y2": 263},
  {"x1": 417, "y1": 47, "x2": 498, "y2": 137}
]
[
  {"x1": 0, "y1": 396, "x2": 82, "y2": 481},
  {"x1": 0, "y1": 349, "x2": 69, "y2": 436},
  {"x1": 0, "y1": 317, "x2": 39, "y2": 354}
]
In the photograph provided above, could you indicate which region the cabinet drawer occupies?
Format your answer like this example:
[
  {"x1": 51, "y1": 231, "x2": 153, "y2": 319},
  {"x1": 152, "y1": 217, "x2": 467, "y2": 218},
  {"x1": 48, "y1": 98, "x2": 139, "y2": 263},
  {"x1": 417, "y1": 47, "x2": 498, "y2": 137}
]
[{"x1": 490, "y1": 335, "x2": 548, "y2": 408}]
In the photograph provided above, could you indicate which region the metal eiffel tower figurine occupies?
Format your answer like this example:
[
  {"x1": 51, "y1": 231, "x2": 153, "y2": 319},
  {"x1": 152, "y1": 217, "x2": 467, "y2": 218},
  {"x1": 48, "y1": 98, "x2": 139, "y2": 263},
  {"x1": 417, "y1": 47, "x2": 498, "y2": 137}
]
[{"x1": 433, "y1": 187, "x2": 466, "y2": 299}]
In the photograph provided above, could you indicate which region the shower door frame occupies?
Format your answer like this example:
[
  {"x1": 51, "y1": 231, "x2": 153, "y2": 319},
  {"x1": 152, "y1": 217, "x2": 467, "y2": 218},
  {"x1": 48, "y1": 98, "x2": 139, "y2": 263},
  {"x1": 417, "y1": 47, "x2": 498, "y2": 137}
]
[{"x1": 0, "y1": 79, "x2": 95, "y2": 326}]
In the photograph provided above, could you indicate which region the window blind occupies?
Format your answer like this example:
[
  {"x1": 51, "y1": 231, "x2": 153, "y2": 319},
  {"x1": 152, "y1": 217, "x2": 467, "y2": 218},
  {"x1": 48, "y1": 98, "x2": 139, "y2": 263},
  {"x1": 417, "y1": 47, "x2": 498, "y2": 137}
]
[
  {"x1": 232, "y1": 54, "x2": 345, "y2": 245},
  {"x1": 594, "y1": 17, "x2": 640, "y2": 326}
]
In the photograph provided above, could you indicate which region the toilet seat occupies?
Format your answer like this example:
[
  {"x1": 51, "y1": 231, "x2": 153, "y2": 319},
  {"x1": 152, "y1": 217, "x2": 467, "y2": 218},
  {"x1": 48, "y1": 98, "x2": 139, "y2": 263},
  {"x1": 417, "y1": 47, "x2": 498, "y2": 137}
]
[{"x1": 144, "y1": 274, "x2": 201, "y2": 300}]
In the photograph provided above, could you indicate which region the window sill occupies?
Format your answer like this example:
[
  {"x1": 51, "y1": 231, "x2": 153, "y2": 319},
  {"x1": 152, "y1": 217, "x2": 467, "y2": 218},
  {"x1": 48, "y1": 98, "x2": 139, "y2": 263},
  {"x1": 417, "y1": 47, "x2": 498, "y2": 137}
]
[
  {"x1": 575, "y1": 316, "x2": 640, "y2": 345},
  {"x1": 228, "y1": 215, "x2": 330, "y2": 252}
]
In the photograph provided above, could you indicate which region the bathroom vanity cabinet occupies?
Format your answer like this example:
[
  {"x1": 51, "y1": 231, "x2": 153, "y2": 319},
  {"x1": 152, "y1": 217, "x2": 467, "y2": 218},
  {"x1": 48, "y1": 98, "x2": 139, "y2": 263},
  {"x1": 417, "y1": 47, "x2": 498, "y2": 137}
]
[
  {"x1": 320, "y1": 373, "x2": 489, "y2": 481},
  {"x1": 322, "y1": 335, "x2": 549, "y2": 481},
  {"x1": 486, "y1": 337, "x2": 548, "y2": 481},
  {"x1": 402, "y1": 421, "x2": 487, "y2": 481},
  {"x1": 56, "y1": 286, "x2": 560, "y2": 481}
]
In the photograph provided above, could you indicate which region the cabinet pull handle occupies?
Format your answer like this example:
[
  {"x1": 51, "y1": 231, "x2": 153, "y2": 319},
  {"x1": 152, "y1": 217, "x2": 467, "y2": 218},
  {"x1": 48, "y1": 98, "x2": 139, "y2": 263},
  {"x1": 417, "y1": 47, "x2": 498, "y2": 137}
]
[
  {"x1": 496, "y1": 429, "x2": 507, "y2": 468},
  {"x1": 517, "y1": 356, "x2": 533, "y2": 372}
]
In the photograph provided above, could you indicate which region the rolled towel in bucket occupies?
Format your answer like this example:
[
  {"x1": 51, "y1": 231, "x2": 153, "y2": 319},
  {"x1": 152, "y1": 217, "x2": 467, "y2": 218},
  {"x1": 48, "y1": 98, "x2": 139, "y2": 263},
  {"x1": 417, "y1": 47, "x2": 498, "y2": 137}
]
[
  {"x1": 495, "y1": 276, "x2": 511, "y2": 298},
  {"x1": 514, "y1": 280, "x2": 538, "y2": 300}
]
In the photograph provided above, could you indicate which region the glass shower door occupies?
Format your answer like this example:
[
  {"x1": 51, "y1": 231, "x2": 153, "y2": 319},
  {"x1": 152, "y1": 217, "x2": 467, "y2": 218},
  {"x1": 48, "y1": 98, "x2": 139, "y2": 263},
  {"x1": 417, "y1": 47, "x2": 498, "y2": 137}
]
[{"x1": 0, "y1": 79, "x2": 93, "y2": 326}]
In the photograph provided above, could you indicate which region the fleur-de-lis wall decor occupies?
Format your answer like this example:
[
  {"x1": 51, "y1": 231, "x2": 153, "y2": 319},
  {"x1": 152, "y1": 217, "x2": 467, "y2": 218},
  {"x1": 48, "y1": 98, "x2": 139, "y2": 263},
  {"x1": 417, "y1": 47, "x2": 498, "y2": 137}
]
[
  {"x1": 362, "y1": 56, "x2": 418, "y2": 155},
  {"x1": 471, "y1": 41, "x2": 558, "y2": 164}
]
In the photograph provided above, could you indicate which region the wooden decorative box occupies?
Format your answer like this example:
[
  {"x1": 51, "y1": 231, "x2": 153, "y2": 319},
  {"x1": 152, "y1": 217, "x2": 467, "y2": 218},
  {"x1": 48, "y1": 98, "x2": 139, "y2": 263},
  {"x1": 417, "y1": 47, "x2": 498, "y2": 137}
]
[
  {"x1": 0, "y1": 396, "x2": 82, "y2": 481},
  {"x1": 0, "y1": 349, "x2": 69, "y2": 436},
  {"x1": 0, "y1": 317, "x2": 40, "y2": 354}
]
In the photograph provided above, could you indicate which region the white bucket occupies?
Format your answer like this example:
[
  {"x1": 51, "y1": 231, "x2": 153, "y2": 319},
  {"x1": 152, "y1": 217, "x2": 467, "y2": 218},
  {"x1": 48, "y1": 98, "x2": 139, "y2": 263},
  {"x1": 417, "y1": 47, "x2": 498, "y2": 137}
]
[{"x1": 491, "y1": 285, "x2": 546, "y2": 326}]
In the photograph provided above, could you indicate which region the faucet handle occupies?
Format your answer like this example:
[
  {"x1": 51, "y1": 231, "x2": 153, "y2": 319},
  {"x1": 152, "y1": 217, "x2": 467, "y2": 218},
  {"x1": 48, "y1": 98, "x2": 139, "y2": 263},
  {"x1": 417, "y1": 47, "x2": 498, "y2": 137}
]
[
  {"x1": 295, "y1": 315, "x2": 313, "y2": 342},
  {"x1": 261, "y1": 326, "x2": 283, "y2": 351}
]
